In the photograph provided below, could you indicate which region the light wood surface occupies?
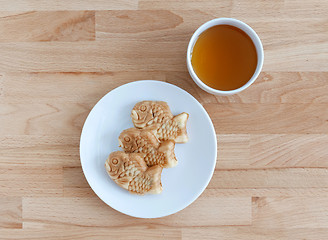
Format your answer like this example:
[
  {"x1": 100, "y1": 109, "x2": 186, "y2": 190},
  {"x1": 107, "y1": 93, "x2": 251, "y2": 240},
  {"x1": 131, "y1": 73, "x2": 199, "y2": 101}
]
[{"x1": 0, "y1": 0, "x2": 327, "y2": 239}]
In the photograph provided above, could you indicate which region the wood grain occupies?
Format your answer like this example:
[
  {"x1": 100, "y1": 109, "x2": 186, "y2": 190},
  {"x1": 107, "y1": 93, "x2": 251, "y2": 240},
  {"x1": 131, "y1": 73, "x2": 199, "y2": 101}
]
[
  {"x1": 0, "y1": 11, "x2": 95, "y2": 42},
  {"x1": 0, "y1": 197, "x2": 22, "y2": 229},
  {"x1": 139, "y1": 0, "x2": 328, "y2": 19},
  {"x1": 252, "y1": 197, "x2": 328, "y2": 228},
  {"x1": 205, "y1": 103, "x2": 328, "y2": 134},
  {"x1": 0, "y1": 103, "x2": 89, "y2": 135},
  {"x1": 3, "y1": 72, "x2": 328, "y2": 105},
  {"x1": 63, "y1": 167, "x2": 95, "y2": 197},
  {"x1": 201, "y1": 188, "x2": 328, "y2": 197},
  {"x1": 96, "y1": 10, "x2": 328, "y2": 71},
  {"x1": 0, "y1": 0, "x2": 327, "y2": 239},
  {"x1": 0, "y1": 167, "x2": 62, "y2": 196},
  {"x1": 0, "y1": 41, "x2": 186, "y2": 72},
  {"x1": 0, "y1": 9, "x2": 327, "y2": 72},
  {"x1": 96, "y1": 10, "x2": 184, "y2": 40},
  {"x1": 217, "y1": 134, "x2": 328, "y2": 169},
  {"x1": 182, "y1": 227, "x2": 328, "y2": 240},
  {"x1": 0, "y1": 227, "x2": 181, "y2": 240},
  {"x1": 0, "y1": 135, "x2": 80, "y2": 167},
  {"x1": 0, "y1": 72, "x2": 165, "y2": 104},
  {"x1": 0, "y1": 0, "x2": 138, "y2": 11},
  {"x1": 2, "y1": 227, "x2": 328, "y2": 240},
  {"x1": 209, "y1": 168, "x2": 328, "y2": 189},
  {"x1": 22, "y1": 196, "x2": 251, "y2": 227},
  {"x1": 203, "y1": 72, "x2": 328, "y2": 104}
]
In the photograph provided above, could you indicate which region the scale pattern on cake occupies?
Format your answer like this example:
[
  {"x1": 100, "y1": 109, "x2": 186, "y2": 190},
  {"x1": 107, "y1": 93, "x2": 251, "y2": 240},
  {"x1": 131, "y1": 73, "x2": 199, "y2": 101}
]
[
  {"x1": 105, "y1": 151, "x2": 162, "y2": 195},
  {"x1": 131, "y1": 101, "x2": 189, "y2": 143},
  {"x1": 119, "y1": 128, "x2": 177, "y2": 168}
]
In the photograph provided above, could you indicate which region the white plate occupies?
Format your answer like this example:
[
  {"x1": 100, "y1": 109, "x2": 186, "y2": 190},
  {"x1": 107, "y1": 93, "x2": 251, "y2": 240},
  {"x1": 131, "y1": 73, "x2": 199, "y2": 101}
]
[{"x1": 80, "y1": 80, "x2": 217, "y2": 218}]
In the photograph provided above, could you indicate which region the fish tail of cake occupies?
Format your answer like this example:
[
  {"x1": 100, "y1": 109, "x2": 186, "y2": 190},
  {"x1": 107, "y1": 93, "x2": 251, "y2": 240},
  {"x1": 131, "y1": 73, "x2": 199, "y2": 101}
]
[
  {"x1": 158, "y1": 140, "x2": 177, "y2": 168},
  {"x1": 146, "y1": 165, "x2": 163, "y2": 194},
  {"x1": 173, "y1": 112, "x2": 189, "y2": 143}
]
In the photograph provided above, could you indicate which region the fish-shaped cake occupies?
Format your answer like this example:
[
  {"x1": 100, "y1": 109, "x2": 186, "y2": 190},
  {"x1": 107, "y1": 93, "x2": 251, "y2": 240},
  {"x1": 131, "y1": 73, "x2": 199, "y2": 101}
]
[
  {"x1": 118, "y1": 128, "x2": 177, "y2": 168},
  {"x1": 131, "y1": 101, "x2": 189, "y2": 143},
  {"x1": 105, "y1": 151, "x2": 162, "y2": 195}
]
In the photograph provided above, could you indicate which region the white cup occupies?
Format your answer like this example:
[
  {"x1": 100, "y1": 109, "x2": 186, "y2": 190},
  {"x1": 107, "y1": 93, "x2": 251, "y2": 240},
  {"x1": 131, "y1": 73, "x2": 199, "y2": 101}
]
[{"x1": 187, "y1": 18, "x2": 264, "y2": 96}]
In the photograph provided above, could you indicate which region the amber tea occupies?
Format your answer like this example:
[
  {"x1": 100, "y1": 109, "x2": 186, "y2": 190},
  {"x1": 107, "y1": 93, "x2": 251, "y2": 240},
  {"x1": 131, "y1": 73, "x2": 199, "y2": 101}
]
[{"x1": 191, "y1": 25, "x2": 257, "y2": 91}]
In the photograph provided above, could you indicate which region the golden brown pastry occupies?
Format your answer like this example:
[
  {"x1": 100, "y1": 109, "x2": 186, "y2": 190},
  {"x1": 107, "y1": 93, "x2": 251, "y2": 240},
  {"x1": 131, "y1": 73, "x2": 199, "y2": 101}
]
[
  {"x1": 105, "y1": 151, "x2": 162, "y2": 195},
  {"x1": 131, "y1": 101, "x2": 189, "y2": 143},
  {"x1": 119, "y1": 128, "x2": 177, "y2": 168}
]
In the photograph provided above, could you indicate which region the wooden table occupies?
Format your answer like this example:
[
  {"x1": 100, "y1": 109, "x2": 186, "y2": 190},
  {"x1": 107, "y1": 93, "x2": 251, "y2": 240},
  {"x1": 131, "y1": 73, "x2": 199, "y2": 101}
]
[{"x1": 0, "y1": 0, "x2": 328, "y2": 239}]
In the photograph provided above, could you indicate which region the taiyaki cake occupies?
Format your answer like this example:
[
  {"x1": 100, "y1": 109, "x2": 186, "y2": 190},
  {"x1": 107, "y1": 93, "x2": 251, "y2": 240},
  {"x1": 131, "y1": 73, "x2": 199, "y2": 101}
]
[
  {"x1": 105, "y1": 151, "x2": 162, "y2": 195},
  {"x1": 119, "y1": 128, "x2": 177, "y2": 168},
  {"x1": 131, "y1": 101, "x2": 189, "y2": 143}
]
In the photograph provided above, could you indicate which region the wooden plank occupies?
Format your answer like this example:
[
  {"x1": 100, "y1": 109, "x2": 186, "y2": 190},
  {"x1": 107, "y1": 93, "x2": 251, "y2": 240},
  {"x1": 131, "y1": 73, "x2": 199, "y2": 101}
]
[
  {"x1": 0, "y1": 167, "x2": 62, "y2": 196},
  {"x1": 63, "y1": 167, "x2": 328, "y2": 198},
  {"x1": 0, "y1": 41, "x2": 186, "y2": 72},
  {"x1": 208, "y1": 168, "x2": 328, "y2": 189},
  {"x1": 0, "y1": 103, "x2": 90, "y2": 135},
  {"x1": 258, "y1": 26, "x2": 328, "y2": 71},
  {"x1": 165, "y1": 72, "x2": 328, "y2": 104},
  {"x1": 205, "y1": 103, "x2": 328, "y2": 134},
  {"x1": 0, "y1": 0, "x2": 138, "y2": 11},
  {"x1": 217, "y1": 134, "x2": 328, "y2": 169},
  {"x1": 214, "y1": 72, "x2": 328, "y2": 104},
  {"x1": 252, "y1": 197, "x2": 328, "y2": 228},
  {"x1": 2, "y1": 72, "x2": 328, "y2": 105},
  {"x1": 182, "y1": 226, "x2": 328, "y2": 240},
  {"x1": 0, "y1": 11, "x2": 95, "y2": 42},
  {"x1": 96, "y1": 10, "x2": 186, "y2": 41},
  {"x1": 63, "y1": 167, "x2": 95, "y2": 197},
  {"x1": 201, "y1": 188, "x2": 328, "y2": 197},
  {"x1": 3, "y1": 227, "x2": 326, "y2": 240},
  {"x1": 0, "y1": 197, "x2": 22, "y2": 229},
  {"x1": 249, "y1": 134, "x2": 328, "y2": 168},
  {"x1": 0, "y1": 135, "x2": 80, "y2": 167},
  {"x1": 217, "y1": 134, "x2": 250, "y2": 169},
  {"x1": 22, "y1": 196, "x2": 251, "y2": 227},
  {"x1": 96, "y1": 10, "x2": 189, "y2": 41},
  {"x1": 139, "y1": 0, "x2": 328, "y2": 19},
  {"x1": 0, "y1": 25, "x2": 326, "y2": 72},
  {"x1": 96, "y1": 11, "x2": 328, "y2": 72},
  {"x1": 0, "y1": 227, "x2": 181, "y2": 240},
  {"x1": 0, "y1": 72, "x2": 165, "y2": 104}
]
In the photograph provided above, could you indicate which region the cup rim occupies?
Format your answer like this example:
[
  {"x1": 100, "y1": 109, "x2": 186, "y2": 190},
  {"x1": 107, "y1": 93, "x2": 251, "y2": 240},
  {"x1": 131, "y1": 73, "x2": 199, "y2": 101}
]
[{"x1": 187, "y1": 17, "x2": 264, "y2": 96}]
